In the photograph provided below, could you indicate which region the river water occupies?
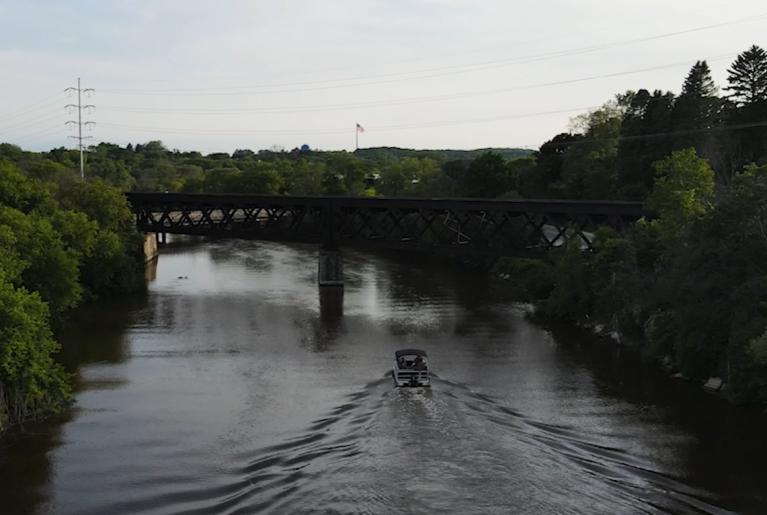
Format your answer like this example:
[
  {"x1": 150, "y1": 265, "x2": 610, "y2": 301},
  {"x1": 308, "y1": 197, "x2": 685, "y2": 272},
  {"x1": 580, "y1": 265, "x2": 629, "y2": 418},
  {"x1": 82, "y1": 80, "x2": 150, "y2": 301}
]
[{"x1": 1, "y1": 237, "x2": 766, "y2": 515}]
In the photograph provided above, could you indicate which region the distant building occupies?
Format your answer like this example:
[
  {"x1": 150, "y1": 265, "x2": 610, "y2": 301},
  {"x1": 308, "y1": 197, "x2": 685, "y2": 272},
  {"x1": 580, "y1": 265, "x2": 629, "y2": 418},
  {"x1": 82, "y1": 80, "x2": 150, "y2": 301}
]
[
  {"x1": 364, "y1": 173, "x2": 380, "y2": 189},
  {"x1": 300, "y1": 144, "x2": 311, "y2": 151}
]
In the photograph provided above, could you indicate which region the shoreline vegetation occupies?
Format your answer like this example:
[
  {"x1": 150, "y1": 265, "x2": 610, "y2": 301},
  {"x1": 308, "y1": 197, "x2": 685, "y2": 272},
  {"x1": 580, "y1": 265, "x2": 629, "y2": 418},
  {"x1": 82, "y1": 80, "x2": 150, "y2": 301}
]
[
  {"x1": 0, "y1": 163, "x2": 146, "y2": 433},
  {"x1": 485, "y1": 143, "x2": 767, "y2": 404},
  {"x1": 1, "y1": 44, "x2": 766, "y2": 432}
]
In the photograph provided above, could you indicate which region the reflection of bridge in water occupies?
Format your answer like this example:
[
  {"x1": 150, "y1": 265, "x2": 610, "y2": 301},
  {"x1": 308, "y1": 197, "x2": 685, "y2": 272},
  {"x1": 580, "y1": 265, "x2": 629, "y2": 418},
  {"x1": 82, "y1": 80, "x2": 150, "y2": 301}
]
[{"x1": 125, "y1": 192, "x2": 649, "y2": 286}]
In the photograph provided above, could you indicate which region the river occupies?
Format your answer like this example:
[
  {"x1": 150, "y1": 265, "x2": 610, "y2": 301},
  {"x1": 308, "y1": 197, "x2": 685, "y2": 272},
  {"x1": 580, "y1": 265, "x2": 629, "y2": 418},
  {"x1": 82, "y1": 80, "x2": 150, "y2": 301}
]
[{"x1": 1, "y1": 237, "x2": 766, "y2": 515}]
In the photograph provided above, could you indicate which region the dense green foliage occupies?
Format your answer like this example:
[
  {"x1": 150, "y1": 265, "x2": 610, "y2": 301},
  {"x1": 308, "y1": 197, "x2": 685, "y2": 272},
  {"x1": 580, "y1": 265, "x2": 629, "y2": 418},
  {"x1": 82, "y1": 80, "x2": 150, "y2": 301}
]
[
  {"x1": 353, "y1": 146, "x2": 533, "y2": 162},
  {"x1": 0, "y1": 161, "x2": 145, "y2": 431},
  {"x1": 2, "y1": 45, "x2": 766, "y2": 406},
  {"x1": 485, "y1": 46, "x2": 766, "y2": 405}
]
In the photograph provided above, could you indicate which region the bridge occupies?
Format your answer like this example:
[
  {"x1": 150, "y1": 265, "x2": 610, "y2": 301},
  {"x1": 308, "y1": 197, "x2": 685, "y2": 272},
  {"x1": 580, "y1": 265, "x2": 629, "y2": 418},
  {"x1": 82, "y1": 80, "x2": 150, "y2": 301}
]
[{"x1": 124, "y1": 192, "x2": 649, "y2": 286}]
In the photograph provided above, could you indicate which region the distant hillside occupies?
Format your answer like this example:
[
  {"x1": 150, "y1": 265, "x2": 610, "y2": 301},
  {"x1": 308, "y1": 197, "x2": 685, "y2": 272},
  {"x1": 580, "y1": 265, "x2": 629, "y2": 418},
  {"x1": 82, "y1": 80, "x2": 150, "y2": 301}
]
[{"x1": 353, "y1": 147, "x2": 534, "y2": 162}]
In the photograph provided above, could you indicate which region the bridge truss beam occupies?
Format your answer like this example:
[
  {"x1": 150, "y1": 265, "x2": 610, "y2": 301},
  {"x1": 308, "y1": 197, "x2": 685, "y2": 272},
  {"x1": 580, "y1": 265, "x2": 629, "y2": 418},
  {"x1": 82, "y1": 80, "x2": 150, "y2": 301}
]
[{"x1": 125, "y1": 193, "x2": 649, "y2": 260}]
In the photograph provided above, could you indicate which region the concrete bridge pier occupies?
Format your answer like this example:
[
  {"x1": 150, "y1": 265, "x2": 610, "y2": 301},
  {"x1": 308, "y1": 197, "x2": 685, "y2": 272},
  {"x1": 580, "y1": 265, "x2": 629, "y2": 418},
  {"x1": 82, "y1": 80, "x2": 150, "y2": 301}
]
[{"x1": 318, "y1": 244, "x2": 344, "y2": 286}]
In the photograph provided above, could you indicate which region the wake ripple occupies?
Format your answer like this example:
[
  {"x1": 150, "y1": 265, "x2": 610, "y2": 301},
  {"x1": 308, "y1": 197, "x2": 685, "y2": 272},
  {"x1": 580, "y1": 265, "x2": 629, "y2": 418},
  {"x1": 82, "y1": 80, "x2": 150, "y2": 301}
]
[
  {"x1": 434, "y1": 377, "x2": 738, "y2": 515},
  {"x1": 88, "y1": 375, "x2": 738, "y2": 515}
]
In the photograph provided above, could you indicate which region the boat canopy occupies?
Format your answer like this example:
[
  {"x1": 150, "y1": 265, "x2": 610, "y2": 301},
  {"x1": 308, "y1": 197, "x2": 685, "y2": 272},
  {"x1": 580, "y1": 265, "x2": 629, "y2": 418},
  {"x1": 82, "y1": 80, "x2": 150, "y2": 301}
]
[{"x1": 395, "y1": 349, "x2": 427, "y2": 358}]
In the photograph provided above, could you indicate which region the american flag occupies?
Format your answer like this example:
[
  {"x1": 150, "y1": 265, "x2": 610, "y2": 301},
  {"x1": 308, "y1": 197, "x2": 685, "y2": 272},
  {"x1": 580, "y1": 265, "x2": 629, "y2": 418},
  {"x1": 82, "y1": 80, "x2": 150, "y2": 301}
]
[{"x1": 356, "y1": 123, "x2": 364, "y2": 133}]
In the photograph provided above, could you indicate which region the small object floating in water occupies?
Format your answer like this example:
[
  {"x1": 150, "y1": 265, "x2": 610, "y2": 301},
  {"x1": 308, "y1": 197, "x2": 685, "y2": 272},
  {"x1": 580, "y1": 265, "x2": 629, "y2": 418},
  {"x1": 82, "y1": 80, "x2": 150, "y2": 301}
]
[
  {"x1": 392, "y1": 348, "x2": 430, "y2": 387},
  {"x1": 177, "y1": 276, "x2": 188, "y2": 279}
]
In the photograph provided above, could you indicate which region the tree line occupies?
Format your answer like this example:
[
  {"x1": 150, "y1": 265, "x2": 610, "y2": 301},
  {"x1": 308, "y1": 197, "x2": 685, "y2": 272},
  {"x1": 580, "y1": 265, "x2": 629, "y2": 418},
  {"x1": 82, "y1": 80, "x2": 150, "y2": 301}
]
[{"x1": 1, "y1": 44, "x2": 766, "y2": 408}]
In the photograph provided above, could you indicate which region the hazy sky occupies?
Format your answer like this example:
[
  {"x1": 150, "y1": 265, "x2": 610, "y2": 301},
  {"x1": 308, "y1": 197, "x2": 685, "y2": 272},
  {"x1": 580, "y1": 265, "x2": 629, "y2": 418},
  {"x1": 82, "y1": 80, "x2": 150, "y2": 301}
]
[{"x1": 0, "y1": 0, "x2": 765, "y2": 154}]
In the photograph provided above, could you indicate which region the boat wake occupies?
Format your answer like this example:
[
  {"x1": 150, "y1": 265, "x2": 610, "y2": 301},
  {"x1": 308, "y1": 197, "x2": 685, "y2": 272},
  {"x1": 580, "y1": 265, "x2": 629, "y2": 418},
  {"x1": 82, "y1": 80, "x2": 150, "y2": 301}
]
[{"x1": 90, "y1": 375, "x2": 737, "y2": 515}]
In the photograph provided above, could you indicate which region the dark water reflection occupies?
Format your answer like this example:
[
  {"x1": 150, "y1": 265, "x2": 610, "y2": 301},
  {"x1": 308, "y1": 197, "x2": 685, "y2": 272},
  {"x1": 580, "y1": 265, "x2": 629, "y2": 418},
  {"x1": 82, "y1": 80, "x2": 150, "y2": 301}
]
[{"x1": 1, "y1": 237, "x2": 766, "y2": 515}]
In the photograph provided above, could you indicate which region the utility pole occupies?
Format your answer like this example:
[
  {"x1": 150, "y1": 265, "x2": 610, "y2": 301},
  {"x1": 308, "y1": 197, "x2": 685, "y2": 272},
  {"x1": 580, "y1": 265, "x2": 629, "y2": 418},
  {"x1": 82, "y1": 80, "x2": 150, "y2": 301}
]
[{"x1": 65, "y1": 78, "x2": 95, "y2": 179}]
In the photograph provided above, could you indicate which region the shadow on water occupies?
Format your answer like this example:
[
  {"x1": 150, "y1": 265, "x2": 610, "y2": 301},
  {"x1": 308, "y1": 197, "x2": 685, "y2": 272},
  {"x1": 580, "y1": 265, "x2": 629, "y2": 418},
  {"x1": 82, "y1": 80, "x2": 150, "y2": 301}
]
[
  {"x1": 54, "y1": 293, "x2": 149, "y2": 374},
  {"x1": 543, "y1": 321, "x2": 767, "y2": 514},
  {"x1": 376, "y1": 249, "x2": 495, "y2": 309},
  {"x1": 157, "y1": 234, "x2": 216, "y2": 255},
  {"x1": 297, "y1": 287, "x2": 346, "y2": 353},
  {"x1": 0, "y1": 413, "x2": 72, "y2": 515},
  {"x1": 295, "y1": 287, "x2": 346, "y2": 352},
  {"x1": 0, "y1": 295, "x2": 146, "y2": 515},
  {"x1": 1, "y1": 293, "x2": 147, "y2": 515}
]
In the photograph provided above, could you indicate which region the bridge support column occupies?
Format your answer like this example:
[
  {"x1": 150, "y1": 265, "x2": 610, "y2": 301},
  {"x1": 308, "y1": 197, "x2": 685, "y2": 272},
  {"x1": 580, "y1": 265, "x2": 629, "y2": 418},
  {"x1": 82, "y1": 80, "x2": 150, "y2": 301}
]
[{"x1": 318, "y1": 245, "x2": 344, "y2": 286}]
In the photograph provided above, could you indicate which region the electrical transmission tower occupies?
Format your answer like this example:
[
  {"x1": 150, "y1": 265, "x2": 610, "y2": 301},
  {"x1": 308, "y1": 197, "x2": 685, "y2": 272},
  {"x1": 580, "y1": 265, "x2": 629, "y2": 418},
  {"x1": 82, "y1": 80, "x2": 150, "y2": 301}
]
[{"x1": 65, "y1": 78, "x2": 95, "y2": 179}]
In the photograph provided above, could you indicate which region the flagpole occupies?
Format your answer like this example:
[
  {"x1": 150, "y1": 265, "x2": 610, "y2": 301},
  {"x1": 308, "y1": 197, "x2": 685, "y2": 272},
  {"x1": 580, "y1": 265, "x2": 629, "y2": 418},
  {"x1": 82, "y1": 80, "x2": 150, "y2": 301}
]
[{"x1": 355, "y1": 123, "x2": 358, "y2": 151}]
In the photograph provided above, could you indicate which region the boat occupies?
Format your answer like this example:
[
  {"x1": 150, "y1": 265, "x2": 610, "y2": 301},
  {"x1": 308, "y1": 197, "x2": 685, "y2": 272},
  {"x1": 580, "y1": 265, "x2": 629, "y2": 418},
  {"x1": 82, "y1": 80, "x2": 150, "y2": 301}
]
[{"x1": 392, "y1": 349, "x2": 430, "y2": 387}]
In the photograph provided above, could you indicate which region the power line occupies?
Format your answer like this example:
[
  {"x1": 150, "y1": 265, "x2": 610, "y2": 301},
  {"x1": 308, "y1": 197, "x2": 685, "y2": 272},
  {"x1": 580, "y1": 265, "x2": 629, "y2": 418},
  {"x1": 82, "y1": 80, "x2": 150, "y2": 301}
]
[
  {"x1": 0, "y1": 110, "x2": 67, "y2": 136},
  {"x1": 86, "y1": 2, "x2": 734, "y2": 85},
  {"x1": 96, "y1": 13, "x2": 767, "y2": 97},
  {"x1": 90, "y1": 53, "x2": 739, "y2": 140},
  {"x1": 98, "y1": 112, "x2": 767, "y2": 150},
  {"x1": 98, "y1": 123, "x2": 351, "y2": 136},
  {"x1": 0, "y1": 93, "x2": 64, "y2": 123},
  {"x1": 96, "y1": 54, "x2": 736, "y2": 117},
  {"x1": 97, "y1": 106, "x2": 597, "y2": 137},
  {"x1": 13, "y1": 126, "x2": 68, "y2": 146},
  {"x1": 65, "y1": 78, "x2": 95, "y2": 179}
]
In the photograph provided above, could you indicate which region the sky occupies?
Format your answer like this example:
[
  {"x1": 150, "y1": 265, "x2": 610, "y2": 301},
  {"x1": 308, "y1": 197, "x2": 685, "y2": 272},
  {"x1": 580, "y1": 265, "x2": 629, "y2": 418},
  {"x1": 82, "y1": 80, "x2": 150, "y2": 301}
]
[{"x1": 0, "y1": 0, "x2": 765, "y2": 154}]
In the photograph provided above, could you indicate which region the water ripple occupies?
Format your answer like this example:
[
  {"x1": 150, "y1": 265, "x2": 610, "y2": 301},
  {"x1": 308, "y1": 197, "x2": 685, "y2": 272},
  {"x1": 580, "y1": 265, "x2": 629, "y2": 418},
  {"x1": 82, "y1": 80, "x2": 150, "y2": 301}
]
[{"x1": 73, "y1": 376, "x2": 736, "y2": 515}]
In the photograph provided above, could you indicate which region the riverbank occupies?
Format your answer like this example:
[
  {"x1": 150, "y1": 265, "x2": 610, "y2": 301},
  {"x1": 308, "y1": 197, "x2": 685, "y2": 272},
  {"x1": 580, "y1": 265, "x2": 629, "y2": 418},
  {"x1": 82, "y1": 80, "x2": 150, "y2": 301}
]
[{"x1": 488, "y1": 266, "x2": 744, "y2": 406}]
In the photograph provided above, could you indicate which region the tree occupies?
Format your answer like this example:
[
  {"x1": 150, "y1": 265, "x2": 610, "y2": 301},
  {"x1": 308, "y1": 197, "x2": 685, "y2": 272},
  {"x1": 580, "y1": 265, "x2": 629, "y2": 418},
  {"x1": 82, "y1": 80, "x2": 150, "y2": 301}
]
[
  {"x1": 0, "y1": 206, "x2": 82, "y2": 318},
  {"x1": 0, "y1": 160, "x2": 57, "y2": 215},
  {"x1": 724, "y1": 46, "x2": 767, "y2": 168},
  {"x1": 504, "y1": 156, "x2": 536, "y2": 198},
  {"x1": 725, "y1": 45, "x2": 767, "y2": 106},
  {"x1": 232, "y1": 149, "x2": 256, "y2": 160},
  {"x1": 530, "y1": 133, "x2": 584, "y2": 197},
  {"x1": 50, "y1": 209, "x2": 98, "y2": 263},
  {"x1": 378, "y1": 161, "x2": 412, "y2": 197},
  {"x1": 0, "y1": 227, "x2": 69, "y2": 428},
  {"x1": 439, "y1": 159, "x2": 467, "y2": 196},
  {"x1": 325, "y1": 153, "x2": 367, "y2": 196},
  {"x1": 377, "y1": 157, "x2": 440, "y2": 197},
  {"x1": 651, "y1": 164, "x2": 767, "y2": 384},
  {"x1": 86, "y1": 158, "x2": 136, "y2": 191},
  {"x1": 645, "y1": 148, "x2": 715, "y2": 242},
  {"x1": 0, "y1": 276, "x2": 72, "y2": 430},
  {"x1": 286, "y1": 159, "x2": 325, "y2": 195},
  {"x1": 233, "y1": 168, "x2": 283, "y2": 194},
  {"x1": 671, "y1": 61, "x2": 722, "y2": 164},
  {"x1": 560, "y1": 103, "x2": 623, "y2": 199},
  {"x1": 462, "y1": 152, "x2": 513, "y2": 198},
  {"x1": 616, "y1": 89, "x2": 675, "y2": 199},
  {"x1": 58, "y1": 180, "x2": 135, "y2": 239},
  {"x1": 136, "y1": 140, "x2": 168, "y2": 160},
  {"x1": 27, "y1": 159, "x2": 72, "y2": 185}
]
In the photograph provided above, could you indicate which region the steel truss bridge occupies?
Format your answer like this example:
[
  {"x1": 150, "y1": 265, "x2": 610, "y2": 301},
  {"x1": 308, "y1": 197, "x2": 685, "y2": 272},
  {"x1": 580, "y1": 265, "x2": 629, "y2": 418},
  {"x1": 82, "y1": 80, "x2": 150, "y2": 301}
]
[{"x1": 125, "y1": 193, "x2": 649, "y2": 260}]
